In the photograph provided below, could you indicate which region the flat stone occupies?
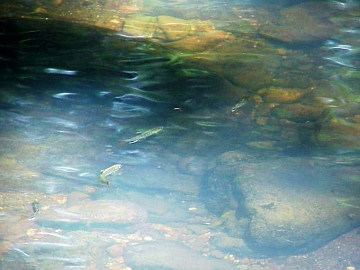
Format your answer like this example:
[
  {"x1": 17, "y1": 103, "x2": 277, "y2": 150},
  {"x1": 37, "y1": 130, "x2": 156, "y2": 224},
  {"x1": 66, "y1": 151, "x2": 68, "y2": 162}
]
[
  {"x1": 124, "y1": 241, "x2": 236, "y2": 270},
  {"x1": 38, "y1": 198, "x2": 147, "y2": 225}
]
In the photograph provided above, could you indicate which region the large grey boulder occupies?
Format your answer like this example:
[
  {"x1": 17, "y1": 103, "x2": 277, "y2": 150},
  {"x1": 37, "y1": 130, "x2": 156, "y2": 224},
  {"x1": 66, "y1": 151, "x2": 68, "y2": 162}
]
[
  {"x1": 201, "y1": 152, "x2": 360, "y2": 254},
  {"x1": 236, "y1": 159, "x2": 360, "y2": 253}
]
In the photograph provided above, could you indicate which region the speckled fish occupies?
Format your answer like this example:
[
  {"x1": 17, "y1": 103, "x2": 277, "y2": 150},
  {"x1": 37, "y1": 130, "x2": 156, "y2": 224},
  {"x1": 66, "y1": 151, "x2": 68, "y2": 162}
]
[
  {"x1": 126, "y1": 126, "x2": 164, "y2": 144},
  {"x1": 99, "y1": 164, "x2": 122, "y2": 186},
  {"x1": 231, "y1": 96, "x2": 249, "y2": 112}
]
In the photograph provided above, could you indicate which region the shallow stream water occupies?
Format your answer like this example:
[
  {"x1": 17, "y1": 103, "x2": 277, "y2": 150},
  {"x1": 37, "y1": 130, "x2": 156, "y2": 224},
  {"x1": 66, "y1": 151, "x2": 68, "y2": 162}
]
[{"x1": 0, "y1": 0, "x2": 360, "y2": 269}]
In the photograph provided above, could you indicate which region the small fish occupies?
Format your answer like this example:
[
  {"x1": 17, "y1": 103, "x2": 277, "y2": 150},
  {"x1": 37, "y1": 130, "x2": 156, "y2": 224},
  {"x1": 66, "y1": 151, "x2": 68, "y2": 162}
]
[
  {"x1": 99, "y1": 164, "x2": 122, "y2": 186},
  {"x1": 231, "y1": 96, "x2": 249, "y2": 113},
  {"x1": 53, "y1": 166, "x2": 80, "y2": 173},
  {"x1": 116, "y1": 33, "x2": 148, "y2": 40},
  {"x1": 194, "y1": 120, "x2": 228, "y2": 128},
  {"x1": 126, "y1": 126, "x2": 164, "y2": 144},
  {"x1": 28, "y1": 201, "x2": 40, "y2": 220},
  {"x1": 44, "y1": 68, "x2": 78, "y2": 76}
]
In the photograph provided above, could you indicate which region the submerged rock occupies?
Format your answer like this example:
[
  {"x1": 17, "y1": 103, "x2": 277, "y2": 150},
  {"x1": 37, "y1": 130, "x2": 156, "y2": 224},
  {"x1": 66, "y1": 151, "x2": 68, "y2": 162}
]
[
  {"x1": 245, "y1": 140, "x2": 282, "y2": 151},
  {"x1": 119, "y1": 165, "x2": 199, "y2": 195},
  {"x1": 118, "y1": 15, "x2": 233, "y2": 53},
  {"x1": 223, "y1": 62, "x2": 274, "y2": 90},
  {"x1": 210, "y1": 233, "x2": 254, "y2": 256},
  {"x1": 316, "y1": 117, "x2": 360, "y2": 151},
  {"x1": 38, "y1": 193, "x2": 147, "y2": 226},
  {"x1": 257, "y1": 2, "x2": 338, "y2": 43},
  {"x1": 164, "y1": 30, "x2": 231, "y2": 52},
  {"x1": 201, "y1": 153, "x2": 360, "y2": 255},
  {"x1": 236, "y1": 160, "x2": 359, "y2": 253},
  {"x1": 257, "y1": 87, "x2": 313, "y2": 103},
  {"x1": 273, "y1": 103, "x2": 324, "y2": 122},
  {"x1": 124, "y1": 241, "x2": 236, "y2": 270}
]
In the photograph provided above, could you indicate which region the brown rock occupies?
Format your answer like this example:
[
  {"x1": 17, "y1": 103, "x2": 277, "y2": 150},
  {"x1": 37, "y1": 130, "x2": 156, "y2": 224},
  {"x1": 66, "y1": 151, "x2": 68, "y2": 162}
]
[{"x1": 257, "y1": 87, "x2": 313, "y2": 103}]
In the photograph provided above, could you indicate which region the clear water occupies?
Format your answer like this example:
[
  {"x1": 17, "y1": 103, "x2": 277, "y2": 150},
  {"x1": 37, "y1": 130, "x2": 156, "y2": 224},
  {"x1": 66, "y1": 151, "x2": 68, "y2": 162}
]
[{"x1": 0, "y1": 0, "x2": 359, "y2": 269}]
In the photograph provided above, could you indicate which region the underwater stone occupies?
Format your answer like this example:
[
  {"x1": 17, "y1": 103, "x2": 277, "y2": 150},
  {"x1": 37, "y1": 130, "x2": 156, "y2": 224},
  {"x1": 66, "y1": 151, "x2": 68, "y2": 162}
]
[
  {"x1": 124, "y1": 241, "x2": 236, "y2": 270},
  {"x1": 121, "y1": 15, "x2": 220, "y2": 43},
  {"x1": 223, "y1": 62, "x2": 274, "y2": 90},
  {"x1": 272, "y1": 103, "x2": 325, "y2": 123},
  {"x1": 236, "y1": 158, "x2": 360, "y2": 254},
  {"x1": 164, "y1": 30, "x2": 231, "y2": 52},
  {"x1": 201, "y1": 154, "x2": 360, "y2": 255},
  {"x1": 315, "y1": 117, "x2": 360, "y2": 151},
  {"x1": 257, "y1": 2, "x2": 337, "y2": 43},
  {"x1": 38, "y1": 198, "x2": 147, "y2": 225},
  {"x1": 257, "y1": 87, "x2": 313, "y2": 103}
]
